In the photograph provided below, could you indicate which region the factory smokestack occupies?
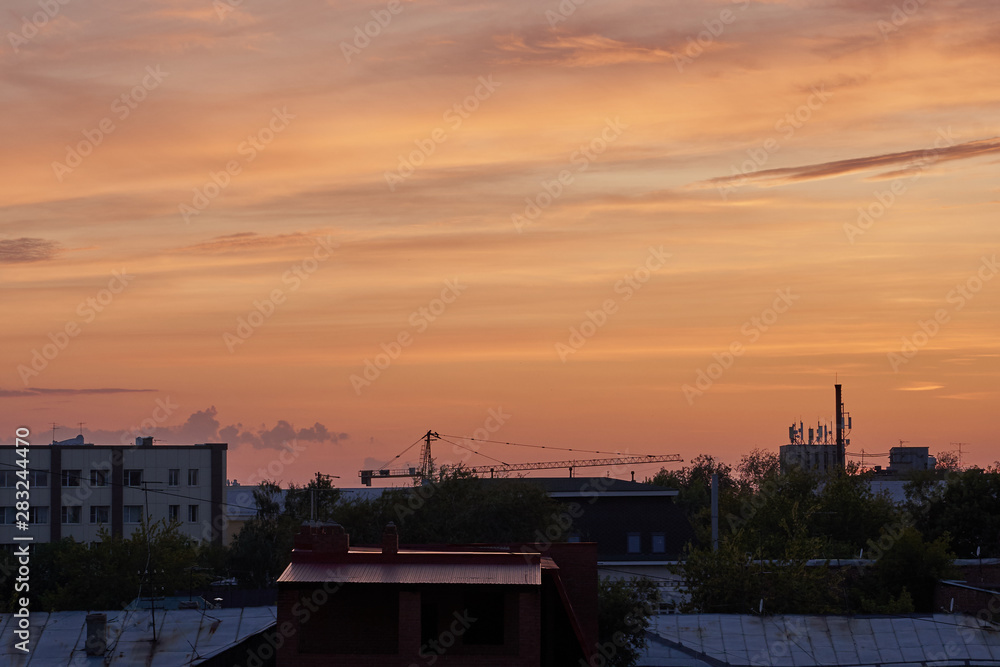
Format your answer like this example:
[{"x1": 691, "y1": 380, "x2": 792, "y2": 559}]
[{"x1": 835, "y1": 384, "x2": 844, "y2": 468}]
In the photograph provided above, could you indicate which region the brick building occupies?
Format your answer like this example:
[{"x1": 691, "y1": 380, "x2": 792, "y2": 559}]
[{"x1": 276, "y1": 522, "x2": 598, "y2": 667}]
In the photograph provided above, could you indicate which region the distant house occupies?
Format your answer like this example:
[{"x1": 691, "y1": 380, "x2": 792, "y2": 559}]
[{"x1": 276, "y1": 522, "x2": 598, "y2": 667}]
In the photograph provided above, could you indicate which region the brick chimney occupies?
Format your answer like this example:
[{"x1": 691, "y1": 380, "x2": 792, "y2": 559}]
[
  {"x1": 382, "y1": 522, "x2": 398, "y2": 555},
  {"x1": 295, "y1": 522, "x2": 350, "y2": 554}
]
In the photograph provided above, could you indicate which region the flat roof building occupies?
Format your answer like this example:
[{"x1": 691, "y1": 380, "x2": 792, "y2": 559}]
[
  {"x1": 276, "y1": 522, "x2": 598, "y2": 666},
  {"x1": 0, "y1": 437, "x2": 227, "y2": 547}
]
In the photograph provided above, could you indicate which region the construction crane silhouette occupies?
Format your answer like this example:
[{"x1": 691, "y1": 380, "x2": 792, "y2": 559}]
[{"x1": 359, "y1": 430, "x2": 683, "y2": 486}]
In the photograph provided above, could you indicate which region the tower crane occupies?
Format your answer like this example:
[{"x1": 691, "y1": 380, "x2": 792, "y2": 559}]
[{"x1": 359, "y1": 430, "x2": 683, "y2": 486}]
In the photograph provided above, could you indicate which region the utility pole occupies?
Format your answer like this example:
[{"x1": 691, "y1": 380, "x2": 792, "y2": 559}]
[
  {"x1": 711, "y1": 473, "x2": 719, "y2": 552},
  {"x1": 141, "y1": 480, "x2": 162, "y2": 643},
  {"x1": 309, "y1": 473, "x2": 340, "y2": 522}
]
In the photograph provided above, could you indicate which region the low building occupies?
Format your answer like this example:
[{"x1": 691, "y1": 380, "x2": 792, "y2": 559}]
[
  {"x1": 779, "y1": 443, "x2": 840, "y2": 474},
  {"x1": 888, "y1": 446, "x2": 934, "y2": 472},
  {"x1": 276, "y1": 522, "x2": 598, "y2": 667},
  {"x1": 522, "y1": 477, "x2": 692, "y2": 561},
  {"x1": 0, "y1": 436, "x2": 227, "y2": 548}
]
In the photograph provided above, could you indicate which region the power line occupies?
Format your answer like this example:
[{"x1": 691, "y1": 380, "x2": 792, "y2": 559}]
[
  {"x1": 371, "y1": 435, "x2": 427, "y2": 472},
  {"x1": 436, "y1": 436, "x2": 511, "y2": 467},
  {"x1": 438, "y1": 433, "x2": 638, "y2": 457},
  {"x1": 0, "y1": 459, "x2": 262, "y2": 514}
]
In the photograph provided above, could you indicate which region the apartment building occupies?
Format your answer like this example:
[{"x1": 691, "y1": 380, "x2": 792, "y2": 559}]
[{"x1": 0, "y1": 436, "x2": 226, "y2": 547}]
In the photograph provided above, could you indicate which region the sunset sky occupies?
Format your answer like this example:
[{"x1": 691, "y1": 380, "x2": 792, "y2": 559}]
[{"x1": 2, "y1": 0, "x2": 998, "y2": 485}]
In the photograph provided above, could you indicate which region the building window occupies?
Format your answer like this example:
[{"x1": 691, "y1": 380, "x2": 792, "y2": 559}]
[
  {"x1": 0, "y1": 471, "x2": 14, "y2": 487},
  {"x1": 62, "y1": 470, "x2": 82, "y2": 487},
  {"x1": 652, "y1": 533, "x2": 666, "y2": 554},
  {"x1": 62, "y1": 506, "x2": 82, "y2": 524},
  {"x1": 124, "y1": 505, "x2": 143, "y2": 523},
  {"x1": 29, "y1": 506, "x2": 48, "y2": 524},
  {"x1": 463, "y1": 589, "x2": 505, "y2": 645},
  {"x1": 188, "y1": 505, "x2": 199, "y2": 522},
  {"x1": 168, "y1": 505, "x2": 179, "y2": 522},
  {"x1": 90, "y1": 506, "x2": 110, "y2": 524},
  {"x1": 168, "y1": 469, "x2": 179, "y2": 487},
  {"x1": 188, "y1": 469, "x2": 199, "y2": 486},
  {"x1": 0, "y1": 507, "x2": 15, "y2": 524},
  {"x1": 627, "y1": 533, "x2": 641, "y2": 554},
  {"x1": 90, "y1": 470, "x2": 109, "y2": 487},
  {"x1": 31, "y1": 471, "x2": 48, "y2": 487},
  {"x1": 124, "y1": 470, "x2": 143, "y2": 487},
  {"x1": 301, "y1": 587, "x2": 398, "y2": 654}
]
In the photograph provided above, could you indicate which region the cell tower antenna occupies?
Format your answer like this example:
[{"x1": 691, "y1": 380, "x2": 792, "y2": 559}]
[{"x1": 950, "y1": 442, "x2": 970, "y2": 469}]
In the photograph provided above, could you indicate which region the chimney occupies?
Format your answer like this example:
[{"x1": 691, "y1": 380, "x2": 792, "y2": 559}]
[
  {"x1": 315, "y1": 523, "x2": 350, "y2": 554},
  {"x1": 835, "y1": 384, "x2": 844, "y2": 468},
  {"x1": 382, "y1": 522, "x2": 398, "y2": 555},
  {"x1": 296, "y1": 522, "x2": 350, "y2": 554},
  {"x1": 86, "y1": 613, "x2": 107, "y2": 656}
]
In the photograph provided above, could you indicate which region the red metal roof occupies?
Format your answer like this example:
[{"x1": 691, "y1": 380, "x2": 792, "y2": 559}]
[{"x1": 278, "y1": 561, "x2": 541, "y2": 585}]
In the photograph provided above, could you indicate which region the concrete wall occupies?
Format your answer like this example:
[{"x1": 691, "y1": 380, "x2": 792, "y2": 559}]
[{"x1": 0, "y1": 443, "x2": 226, "y2": 547}]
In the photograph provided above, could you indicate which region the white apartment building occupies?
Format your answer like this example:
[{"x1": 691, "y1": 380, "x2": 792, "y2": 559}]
[{"x1": 0, "y1": 437, "x2": 227, "y2": 548}]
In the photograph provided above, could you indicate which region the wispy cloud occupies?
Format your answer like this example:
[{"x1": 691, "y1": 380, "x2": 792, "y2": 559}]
[
  {"x1": 693, "y1": 137, "x2": 1000, "y2": 189},
  {"x1": 495, "y1": 32, "x2": 673, "y2": 67},
  {"x1": 0, "y1": 387, "x2": 154, "y2": 398},
  {"x1": 178, "y1": 232, "x2": 314, "y2": 253},
  {"x1": 0, "y1": 238, "x2": 62, "y2": 263}
]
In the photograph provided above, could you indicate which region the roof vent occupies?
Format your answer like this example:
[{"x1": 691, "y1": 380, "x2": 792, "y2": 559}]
[{"x1": 86, "y1": 613, "x2": 107, "y2": 656}]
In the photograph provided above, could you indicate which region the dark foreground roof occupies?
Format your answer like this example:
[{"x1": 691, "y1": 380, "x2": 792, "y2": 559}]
[
  {"x1": 0, "y1": 607, "x2": 275, "y2": 666},
  {"x1": 643, "y1": 613, "x2": 1000, "y2": 667}
]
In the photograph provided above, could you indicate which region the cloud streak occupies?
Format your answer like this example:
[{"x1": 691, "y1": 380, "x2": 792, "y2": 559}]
[
  {"x1": 0, "y1": 238, "x2": 62, "y2": 263},
  {"x1": 694, "y1": 136, "x2": 1000, "y2": 189},
  {"x1": 0, "y1": 387, "x2": 154, "y2": 398},
  {"x1": 178, "y1": 232, "x2": 315, "y2": 254}
]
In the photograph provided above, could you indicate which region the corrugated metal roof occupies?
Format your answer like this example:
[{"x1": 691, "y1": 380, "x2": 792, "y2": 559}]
[
  {"x1": 643, "y1": 613, "x2": 1000, "y2": 667},
  {"x1": 278, "y1": 561, "x2": 541, "y2": 585},
  {"x1": 0, "y1": 607, "x2": 276, "y2": 666}
]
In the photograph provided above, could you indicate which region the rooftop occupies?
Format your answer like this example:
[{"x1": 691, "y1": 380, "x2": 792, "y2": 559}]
[
  {"x1": 0, "y1": 607, "x2": 275, "y2": 666},
  {"x1": 643, "y1": 613, "x2": 1000, "y2": 667}
]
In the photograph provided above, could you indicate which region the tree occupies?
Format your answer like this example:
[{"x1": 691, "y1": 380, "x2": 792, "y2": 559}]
[
  {"x1": 935, "y1": 451, "x2": 960, "y2": 471},
  {"x1": 228, "y1": 481, "x2": 300, "y2": 587},
  {"x1": 648, "y1": 454, "x2": 738, "y2": 547},
  {"x1": 682, "y1": 516, "x2": 841, "y2": 615},
  {"x1": 856, "y1": 526, "x2": 956, "y2": 612},
  {"x1": 357, "y1": 467, "x2": 568, "y2": 544},
  {"x1": 906, "y1": 467, "x2": 1000, "y2": 557},
  {"x1": 597, "y1": 577, "x2": 659, "y2": 667},
  {"x1": 809, "y1": 467, "x2": 902, "y2": 558},
  {"x1": 284, "y1": 473, "x2": 341, "y2": 522},
  {"x1": 4, "y1": 519, "x2": 202, "y2": 611},
  {"x1": 736, "y1": 449, "x2": 780, "y2": 493}
]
